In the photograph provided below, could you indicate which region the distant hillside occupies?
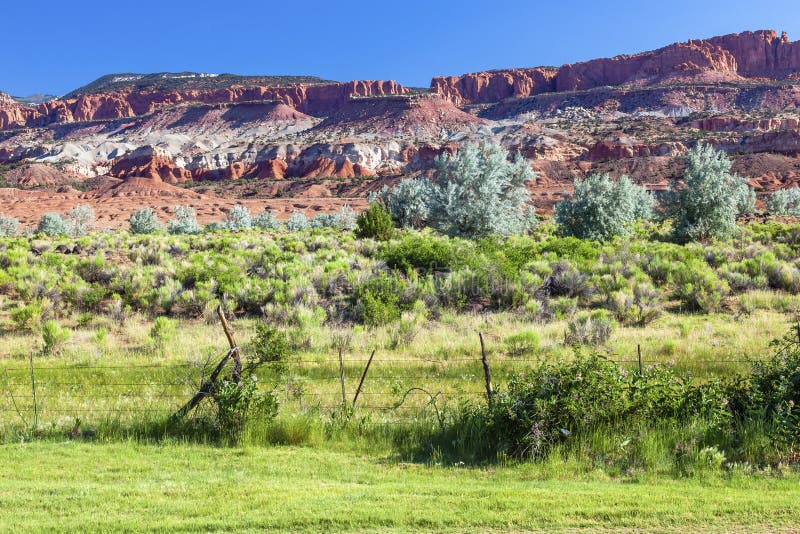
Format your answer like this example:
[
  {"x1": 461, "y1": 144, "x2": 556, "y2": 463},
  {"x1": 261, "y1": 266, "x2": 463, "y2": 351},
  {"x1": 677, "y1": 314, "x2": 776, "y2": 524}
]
[
  {"x1": 64, "y1": 72, "x2": 336, "y2": 98},
  {"x1": 12, "y1": 94, "x2": 58, "y2": 106}
]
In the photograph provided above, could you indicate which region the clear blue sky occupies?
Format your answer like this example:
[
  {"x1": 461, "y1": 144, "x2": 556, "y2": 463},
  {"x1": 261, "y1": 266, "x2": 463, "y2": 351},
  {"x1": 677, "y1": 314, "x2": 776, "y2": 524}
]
[{"x1": 3, "y1": 0, "x2": 799, "y2": 96}]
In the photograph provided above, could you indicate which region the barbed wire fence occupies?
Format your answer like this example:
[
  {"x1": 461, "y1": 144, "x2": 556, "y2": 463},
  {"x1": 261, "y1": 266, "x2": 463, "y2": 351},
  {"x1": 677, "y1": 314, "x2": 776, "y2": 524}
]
[{"x1": 0, "y1": 328, "x2": 760, "y2": 433}]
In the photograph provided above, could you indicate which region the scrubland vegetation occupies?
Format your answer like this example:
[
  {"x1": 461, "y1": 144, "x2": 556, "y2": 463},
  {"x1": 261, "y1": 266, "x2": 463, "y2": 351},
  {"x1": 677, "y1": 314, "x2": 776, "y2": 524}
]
[{"x1": 2, "y1": 143, "x2": 800, "y2": 530}]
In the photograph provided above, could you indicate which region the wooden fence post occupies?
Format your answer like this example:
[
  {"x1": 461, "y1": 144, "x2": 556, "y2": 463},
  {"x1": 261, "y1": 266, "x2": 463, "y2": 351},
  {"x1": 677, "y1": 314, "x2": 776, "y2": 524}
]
[
  {"x1": 479, "y1": 332, "x2": 493, "y2": 404},
  {"x1": 637, "y1": 344, "x2": 643, "y2": 375},
  {"x1": 217, "y1": 306, "x2": 241, "y2": 383},
  {"x1": 352, "y1": 349, "x2": 376, "y2": 408}
]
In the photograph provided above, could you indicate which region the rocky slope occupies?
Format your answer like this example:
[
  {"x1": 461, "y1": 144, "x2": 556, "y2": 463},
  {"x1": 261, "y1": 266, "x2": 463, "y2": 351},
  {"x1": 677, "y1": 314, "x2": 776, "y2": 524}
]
[{"x1": 2, "y1": 29, "x2": 800, "y2": 226}]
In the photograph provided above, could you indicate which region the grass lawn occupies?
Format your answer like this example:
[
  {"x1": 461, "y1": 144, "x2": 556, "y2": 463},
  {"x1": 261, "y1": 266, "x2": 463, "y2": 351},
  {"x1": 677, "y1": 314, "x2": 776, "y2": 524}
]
[{"x1": 1, "y1": 442, "x2": 798, "y2": 532}]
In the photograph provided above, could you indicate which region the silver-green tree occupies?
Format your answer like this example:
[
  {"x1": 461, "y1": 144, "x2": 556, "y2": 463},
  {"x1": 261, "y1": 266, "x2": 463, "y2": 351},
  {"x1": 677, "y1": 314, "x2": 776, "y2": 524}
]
[
  {"x1": 429, "y1": 143, "x2": 536, "y2": 238},
  {"x1": 767, "y1": 188, "x2": 800, "y2": 215},
  {"x1": 128, "y1": 207, "x2": 161, "y2": 234},
  {"x1": 671, "y1": 144, "x2": 754, "y2": 240},
  {"x1": 555, "y1": 174, "x2": 653, "y2": 241}
]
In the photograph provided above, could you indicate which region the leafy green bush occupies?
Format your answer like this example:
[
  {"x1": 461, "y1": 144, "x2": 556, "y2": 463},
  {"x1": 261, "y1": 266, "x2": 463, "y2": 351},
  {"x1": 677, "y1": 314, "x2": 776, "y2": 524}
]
[
  {"x1": 382, "y1": 234, "x2": 466, "y2": 272},
  {"x1": 354, "y1": 203, "x2": 394, "y2": 241},
  {"x1": 606, "y1": 282, "x2": 662, "y2": 326},
  {"x1": 353, "y1": 273, "x2": 406, "y2": 325},
  {"x1": 670, "y1": 261, "x2": 730, "y2": 313},
  {"x1": 149, "y1": 316, "x2": 176, "y2": 354},
  {"x1": 128, "y1": 207, "x2": 161, "y2": 234},
  {"x1": 11, "y1": 301, "x2": 44, "y2": 331},
  {"x1": 442, "y1": 354, "x2": 727, "y2": 461},
  {"x1": 555, "y1": 173, "x2": 652, "y2": 241}
]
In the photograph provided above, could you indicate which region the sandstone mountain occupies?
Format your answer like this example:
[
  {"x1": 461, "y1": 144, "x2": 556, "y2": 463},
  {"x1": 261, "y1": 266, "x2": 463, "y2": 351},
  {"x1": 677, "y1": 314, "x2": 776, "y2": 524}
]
[{"x1": 2, "y1": 29, "x2": 800, "y2": 226}]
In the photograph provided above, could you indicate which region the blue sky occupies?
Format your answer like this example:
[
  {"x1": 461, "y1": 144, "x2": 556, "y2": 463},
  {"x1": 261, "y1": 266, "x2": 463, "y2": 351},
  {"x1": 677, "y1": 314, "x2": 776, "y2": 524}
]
[{"x1": 2, "y1": 0, "x2": 799, "y2": 96}]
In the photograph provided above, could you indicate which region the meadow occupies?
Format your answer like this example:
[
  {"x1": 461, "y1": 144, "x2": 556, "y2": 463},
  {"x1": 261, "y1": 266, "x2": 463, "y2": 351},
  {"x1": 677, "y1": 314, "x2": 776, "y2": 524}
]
[{"x1": 2, "y1": 221, "x2": 800, "y2": 530}]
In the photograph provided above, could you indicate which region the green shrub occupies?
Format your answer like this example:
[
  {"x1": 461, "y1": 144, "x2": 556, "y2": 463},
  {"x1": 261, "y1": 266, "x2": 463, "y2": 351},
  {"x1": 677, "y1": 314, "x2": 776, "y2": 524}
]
[
  {"x1": 382, "y1": 234, "x2": 466, "y2": 272},
  {"x1": 128, "y1": 207, "x2": 161, "y2": 234},
  {"x1": 440, "y1": 354, "x2": 725, "y2": 461},
  {"x1": 555, "y1": 173, "x2": 652, "y2": 241},
  {"x1": 0, "y1": 215, "x2": 19, "y2": 237},
  {"x1": 564, "y1": 310, "x2": 615, "y2": 346},
  {"x1": 149, "y1": 316, "x2": 176, "y2": 354},
  {"x1": 504, "y1": 330, "x2": 541, "y2": 357},
  {"x1": 670, "y1": 262, "x2": 730, "y2": 313},
  {"x1": 37, "y1": 213, "x2": 70, "y2": 236},
  {"x1": 42, "y1": 320, "x2": 70, "y2": 355},
  {"x1": 354, "y1": 203, "x2": 394, "y2": 241},
  {"x1": 606, "y1": 282, "x2": 662, "y2": 326},
  {"x1": 11, "y1": 301, "x2": 44, "y2": 331},
  {"x1": 353, "y1": 273, "x2": 406, "y2": 325}
]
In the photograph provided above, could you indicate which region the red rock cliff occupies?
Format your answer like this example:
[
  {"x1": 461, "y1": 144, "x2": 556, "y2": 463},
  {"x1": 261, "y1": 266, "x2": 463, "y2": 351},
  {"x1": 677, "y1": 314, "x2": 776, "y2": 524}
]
[
  {"x1": 0, "y1": 80, "x2": 408, "y2": 130},
  {"x1": 430, "y1": 68, "x2": 557, "y2": 105},
  {"x1": 432, "y1": 30, "x2": 800, "y2": 102}
]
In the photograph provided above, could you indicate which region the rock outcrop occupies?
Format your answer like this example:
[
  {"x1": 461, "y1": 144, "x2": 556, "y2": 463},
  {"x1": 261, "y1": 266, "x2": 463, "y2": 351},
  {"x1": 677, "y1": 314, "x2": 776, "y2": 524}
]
[
  {"x1": 430, "y1": 68, "x2": 557, "y2": 105},
  {"x1": 434, "y1": 30, "x2": 800, "y2": 103},
  {"x1": 0, "y1": 80, "x2": 408, "y2": 130}
]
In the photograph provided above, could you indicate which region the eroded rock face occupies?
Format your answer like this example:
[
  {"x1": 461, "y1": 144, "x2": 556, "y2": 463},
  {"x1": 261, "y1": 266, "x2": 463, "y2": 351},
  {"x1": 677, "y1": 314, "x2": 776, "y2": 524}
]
[
  {"x1": 0, "y1": 80, "x2": 408, "y2": 130},
  {"x1": 110, "y1": 146, "x2": 193, "y2": 183},
  {"x1": 430, "y1": 68, "x2": 558, "y2": 105},
  {"x1": 433, "y1": 31, "x2": 800, "y2": 102}
]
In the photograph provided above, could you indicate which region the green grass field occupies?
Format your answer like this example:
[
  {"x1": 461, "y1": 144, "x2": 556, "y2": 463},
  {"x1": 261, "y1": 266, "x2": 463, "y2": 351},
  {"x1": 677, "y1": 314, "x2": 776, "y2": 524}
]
[
  {"x1": 2, "y1": 442, "x2": 799, "y2": 533},
  {"x1": 3, "y1": 226, "x2": 800, "y2": 531}
]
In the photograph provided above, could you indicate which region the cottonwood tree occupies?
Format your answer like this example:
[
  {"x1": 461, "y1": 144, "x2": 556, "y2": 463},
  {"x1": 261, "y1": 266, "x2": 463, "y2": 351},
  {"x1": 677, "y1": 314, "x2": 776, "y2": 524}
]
[{"x1": 555, "y1": 173, "x2": 653, "y2": 241}]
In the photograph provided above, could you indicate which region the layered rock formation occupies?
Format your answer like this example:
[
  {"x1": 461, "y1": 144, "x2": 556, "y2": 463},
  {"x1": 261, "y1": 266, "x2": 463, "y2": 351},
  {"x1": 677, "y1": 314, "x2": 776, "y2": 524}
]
[
  {"x1": 430, "y1": 68, "x2": 557, "y2": 105},
  {"x1": 3, "y1": 29, "x2": 800, "y2": 225},
  {"x1": 0, "y1": 80, "x2": 407, "y2": 130},
  {"x1": 434, "y1": 30, "x2": 800, "y2": 103}
]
